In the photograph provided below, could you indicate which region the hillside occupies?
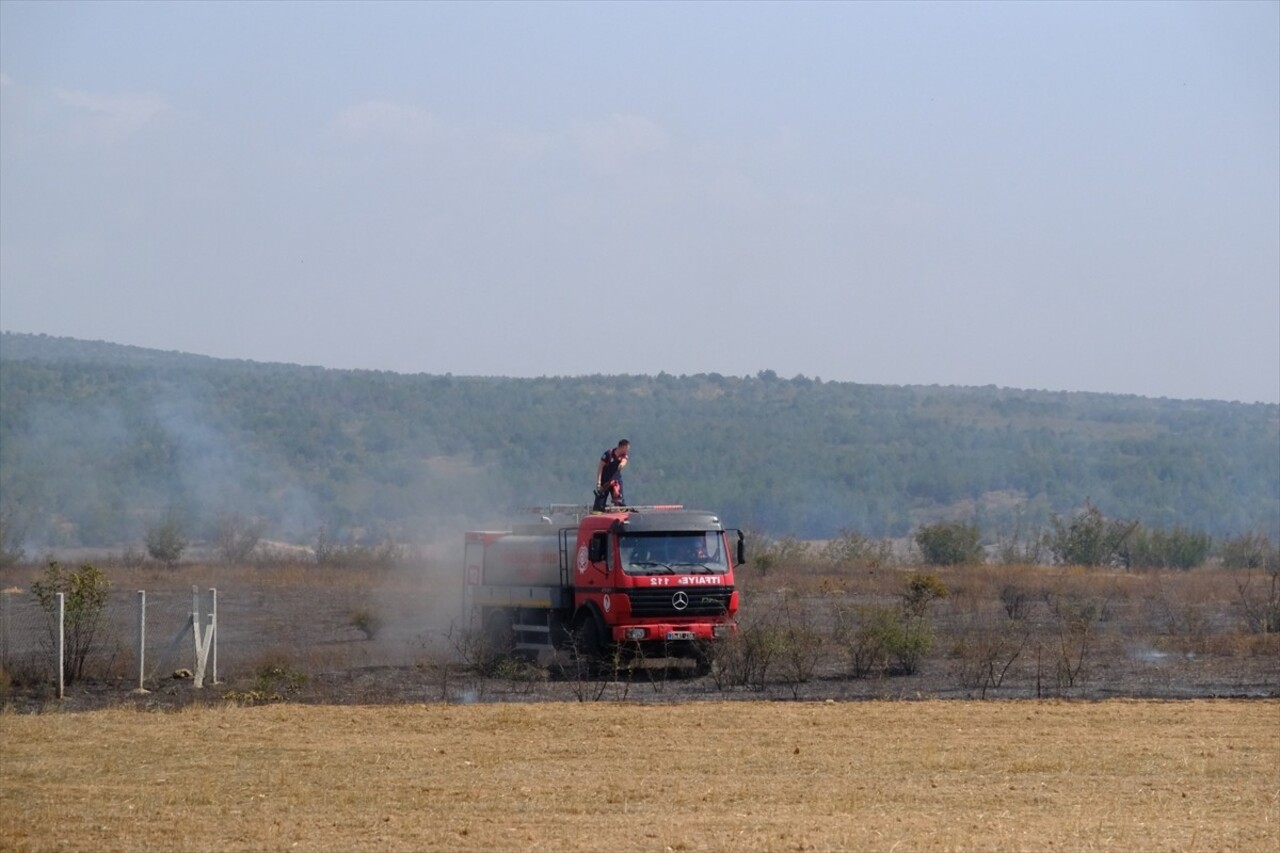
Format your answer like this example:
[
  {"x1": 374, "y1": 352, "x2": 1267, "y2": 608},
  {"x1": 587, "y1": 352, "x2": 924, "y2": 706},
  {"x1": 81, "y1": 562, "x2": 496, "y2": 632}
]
[{"x1": 1, "y1": 331, "x2": 1276, "y2": 549}]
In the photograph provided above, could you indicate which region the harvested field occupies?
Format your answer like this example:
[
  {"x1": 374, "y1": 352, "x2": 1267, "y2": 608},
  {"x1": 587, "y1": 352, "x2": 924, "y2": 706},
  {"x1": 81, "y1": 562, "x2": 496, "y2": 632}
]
[{"x1": 2, "y1": 700, "x2": 1277, "y2": 851}]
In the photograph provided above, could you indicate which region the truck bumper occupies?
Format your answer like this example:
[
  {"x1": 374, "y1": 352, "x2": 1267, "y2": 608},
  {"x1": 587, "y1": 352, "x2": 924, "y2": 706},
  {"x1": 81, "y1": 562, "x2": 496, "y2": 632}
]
[{"x1": 611, "y1": 622, "x2": 736, "y2": 644}]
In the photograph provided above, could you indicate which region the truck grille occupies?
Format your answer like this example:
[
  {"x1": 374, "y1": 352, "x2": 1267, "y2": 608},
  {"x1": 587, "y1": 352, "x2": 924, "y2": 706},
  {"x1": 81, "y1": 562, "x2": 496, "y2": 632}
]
[{"x1": 627, "y1": 587, "x2": 733, "y2": 618}]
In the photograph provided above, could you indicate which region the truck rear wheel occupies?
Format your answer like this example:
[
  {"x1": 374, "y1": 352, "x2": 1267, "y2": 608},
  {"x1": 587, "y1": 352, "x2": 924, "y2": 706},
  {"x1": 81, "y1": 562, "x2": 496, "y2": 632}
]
[{"x1": 480, "y1": 610, "x2": 515, "y2": 672}]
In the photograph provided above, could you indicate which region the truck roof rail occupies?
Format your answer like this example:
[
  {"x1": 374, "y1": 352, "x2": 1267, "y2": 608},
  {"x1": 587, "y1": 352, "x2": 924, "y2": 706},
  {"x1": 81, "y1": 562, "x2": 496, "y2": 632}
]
[{"x1": 520, "y1": 504, "x2": 685, "y2": 520}]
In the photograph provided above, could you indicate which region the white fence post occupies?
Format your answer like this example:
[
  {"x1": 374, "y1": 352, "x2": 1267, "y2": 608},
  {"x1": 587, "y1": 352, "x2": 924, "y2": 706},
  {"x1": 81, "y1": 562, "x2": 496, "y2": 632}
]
[
  {"x1": 192, "y1": 585, "x2": 215, "y2": 688},
  {"x1": 56, "y1": 591, "x2": 65, "y2": 700},
  {"x1": 209, "y1": 588, "x2": 218, "y2": 685},
  {"x1": 136, "y1": 590, "x2": 146, "y2": 691},
  {"x1": 1, "y1": 590, "x2": 9, "y2": 673}
]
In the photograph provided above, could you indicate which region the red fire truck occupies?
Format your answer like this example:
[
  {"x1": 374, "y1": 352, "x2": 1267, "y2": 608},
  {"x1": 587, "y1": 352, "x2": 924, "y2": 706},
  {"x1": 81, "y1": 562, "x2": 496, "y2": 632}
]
[{"x1": 463, "y1": 504, "x2": 743, "y2": 671}]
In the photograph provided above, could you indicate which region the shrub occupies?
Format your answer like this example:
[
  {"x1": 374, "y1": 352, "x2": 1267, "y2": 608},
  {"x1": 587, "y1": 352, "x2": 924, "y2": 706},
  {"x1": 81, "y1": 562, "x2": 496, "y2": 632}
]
[
  {"x1": 819, "y1": 527, "x2": 893, "y2": 568},
  {"x1": 349, "y1": 608, "x2": 383, "y2": 640},
  {"x1": 215, "y1": 513, "x2": 265, "y2": 564},
  {"x1": 145, "y1": 518, "x2": 187, "y2": 568},
  {"x1": 994, "y1": 515, "x2": 1049, "y2": 566},
  {"x1": 902, "y1": 572, "x2": 949, "y2": 617},
  {"x1": 315, "y1": 527, "x2": 405, "y2": 569},
  {"x1": 710, "y1": 611, "x2": 784, "y2": 690},
  {"x1": 30, "y1": 561, "x2": 111, "y2": 683},
  {"x1": 999, "y1": 583, "x2": 1033, "y2": 620},
  {"x1": 832, "y1": 603, "x2": 896, "y2": 677},
  {"x1": 1124, "y1": 526, "x2": 1211, "y2": 570},
  {"x1": 915, "y1": 522, "x2": 984, "y2": 566},
  {"x1": 1221, "y1": 533, "x2": 1280, "y2": 571},
  {"x1": 829, "y1": 574, "x2": 948, "y2": 678},
  {"x1": 225, "y1": 663, "x2": 309, "y2": 705},
  {"x1": 1236, "y1": 566, "x2": 1280, "y2": 635},
  {"x1": 1049, "y1": 502, "x2": 1137, "y2": 567},
  {"x1": 1047, "y1": 596, "x2": 1098, "y2": 690},
  {"x1": 883, "y1": 616, "x2": 934, "y2": 675},
  {"x1": 952, "y1": 621, "x2": 1029, "y2": 697},
  {"x1": 0, "y1": 507, "x2": 26, "y2": 568},
  {"x1": 774, "y1": 591, "x2": 824, "y2": 694},
  {"x1": 255, "y1": 662, "x2": 308, "y2": 696},
  {"x1": 745, "y1": 533, "x2": 813, "y2": 575}
]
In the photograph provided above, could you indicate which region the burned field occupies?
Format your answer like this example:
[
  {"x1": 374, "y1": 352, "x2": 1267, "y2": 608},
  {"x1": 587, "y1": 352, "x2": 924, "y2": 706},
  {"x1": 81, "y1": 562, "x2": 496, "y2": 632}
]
[{"x1": 0, "y1": 556, "x2": 1276, "y2": 710}]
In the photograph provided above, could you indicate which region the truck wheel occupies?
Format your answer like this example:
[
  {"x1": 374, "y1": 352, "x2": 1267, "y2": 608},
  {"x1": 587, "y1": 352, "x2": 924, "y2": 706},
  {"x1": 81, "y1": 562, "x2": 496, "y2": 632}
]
[
  {"x1": 692, "y1": 639, "x2": 715, "y2": 677},
  {"x1": 575, "y1": 617, "x2": 604, "y2": 677},
  {"x1": 481, "y1": 611, "x2": 514, "y2": 672},
  {"x1": 693, "y1": 649, "x2": 713, "y2": 677}
]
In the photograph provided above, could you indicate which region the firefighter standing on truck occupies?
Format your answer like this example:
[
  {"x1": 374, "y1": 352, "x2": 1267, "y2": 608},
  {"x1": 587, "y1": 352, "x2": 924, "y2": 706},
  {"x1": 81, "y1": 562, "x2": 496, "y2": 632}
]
[{"x1": 593, "y1": 439, "x2": 630, "y2": 511}]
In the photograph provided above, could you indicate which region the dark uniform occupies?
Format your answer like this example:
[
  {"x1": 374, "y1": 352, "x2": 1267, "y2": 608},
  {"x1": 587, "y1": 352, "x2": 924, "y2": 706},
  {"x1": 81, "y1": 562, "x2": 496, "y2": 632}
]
[{"x1": 593, "y1": 447, "x2": 627, "y2": 511}]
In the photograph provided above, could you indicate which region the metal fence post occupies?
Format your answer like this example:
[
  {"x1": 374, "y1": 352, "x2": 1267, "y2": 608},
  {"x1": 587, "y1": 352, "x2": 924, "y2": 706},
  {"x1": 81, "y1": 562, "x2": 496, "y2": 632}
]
[
  {"x1": 210, "y1": 588, "x2": 218, "y2": 685},
  {"x1": 192, "y1": 585, "x2": 214, "y2": 688},
  {"x1": 192, "y1": 585, "x2": 201, "y2": 687},
  {"x1": 1, "y1": 590, "x2": 9, "y2": 673},
  {"x1": 56, "y1": 591, "x2": 65, "y2": 700},
  {"x1": 136, "y1": 590, "x2": 146, "y2": 691}
]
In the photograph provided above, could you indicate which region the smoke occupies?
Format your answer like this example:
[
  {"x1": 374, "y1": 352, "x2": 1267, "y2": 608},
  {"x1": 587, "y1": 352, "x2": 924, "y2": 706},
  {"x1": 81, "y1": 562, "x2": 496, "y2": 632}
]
[{"x1": 0, "y1": 386, "x2": 321, "y2": 552}]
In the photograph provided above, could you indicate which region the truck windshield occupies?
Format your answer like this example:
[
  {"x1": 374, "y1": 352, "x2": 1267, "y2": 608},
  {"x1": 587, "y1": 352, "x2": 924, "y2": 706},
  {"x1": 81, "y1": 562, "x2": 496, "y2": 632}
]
[{"x1": 618, "y1": 531, "x2": 729, "y2": 575}]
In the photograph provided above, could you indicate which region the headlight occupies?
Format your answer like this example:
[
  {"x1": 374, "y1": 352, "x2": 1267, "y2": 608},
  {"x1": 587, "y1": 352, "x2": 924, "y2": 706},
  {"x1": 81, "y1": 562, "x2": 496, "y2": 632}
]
[
  {"x1": 624, "y1": 628, "x2": 647, "y2": 640},
  {"x1": 712, "y1": 625, "x2": 730, "y2": 638}
]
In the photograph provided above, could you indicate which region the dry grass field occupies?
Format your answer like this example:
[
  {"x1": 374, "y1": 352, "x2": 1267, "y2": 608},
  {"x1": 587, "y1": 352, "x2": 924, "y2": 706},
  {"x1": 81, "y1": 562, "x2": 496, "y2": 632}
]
[
  {"x1": 2, "y1": 700, "x2": 1277, "y2": 852},
  {"x1": 4, "y1": 557, "x2": 1277, "y2": 709}
]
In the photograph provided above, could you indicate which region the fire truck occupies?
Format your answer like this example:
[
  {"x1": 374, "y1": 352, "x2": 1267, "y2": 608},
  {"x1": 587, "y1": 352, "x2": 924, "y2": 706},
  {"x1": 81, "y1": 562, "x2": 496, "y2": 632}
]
[{"x1": 463, "y1": 504, "x2": 743, "y2": 672}]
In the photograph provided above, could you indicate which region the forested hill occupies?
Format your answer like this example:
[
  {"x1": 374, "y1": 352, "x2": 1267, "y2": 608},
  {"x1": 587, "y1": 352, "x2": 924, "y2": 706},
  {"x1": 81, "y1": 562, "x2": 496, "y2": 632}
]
[{"x1": 1, "y1": 331, "x2": 1276, "y2": 548}]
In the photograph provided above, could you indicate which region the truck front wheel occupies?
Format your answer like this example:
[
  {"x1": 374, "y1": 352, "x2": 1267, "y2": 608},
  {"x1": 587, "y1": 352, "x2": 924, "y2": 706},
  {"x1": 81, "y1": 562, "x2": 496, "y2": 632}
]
[{"x1": 574, "y1": 616, "x2": 604, "y2": 677}]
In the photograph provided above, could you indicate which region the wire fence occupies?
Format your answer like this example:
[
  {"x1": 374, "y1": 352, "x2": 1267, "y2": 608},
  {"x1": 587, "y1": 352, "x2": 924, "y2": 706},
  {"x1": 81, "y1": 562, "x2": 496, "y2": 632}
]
[{"x1": 0, "y1": 586, "x2": 217, "y2": 697}]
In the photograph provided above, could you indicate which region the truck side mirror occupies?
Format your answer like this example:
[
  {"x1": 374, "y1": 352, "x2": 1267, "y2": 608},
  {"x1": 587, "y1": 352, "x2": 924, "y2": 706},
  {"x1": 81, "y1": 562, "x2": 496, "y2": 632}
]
[
  {"x1": 735, "y1": 529, "x2": 747, "y2": 565},
  {"x1": 588, "y1": 532, "x2": 607, "y2": 564}
]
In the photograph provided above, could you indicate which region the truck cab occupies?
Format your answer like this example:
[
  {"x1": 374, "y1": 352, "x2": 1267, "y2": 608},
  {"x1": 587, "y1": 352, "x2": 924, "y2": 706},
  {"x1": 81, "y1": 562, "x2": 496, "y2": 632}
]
[
  {"x1": 572, "y1": 508, "x2": 740, "y2": 650},
  {"x1": 464, "y1": 504, "x2": 742, "y2": 672}
]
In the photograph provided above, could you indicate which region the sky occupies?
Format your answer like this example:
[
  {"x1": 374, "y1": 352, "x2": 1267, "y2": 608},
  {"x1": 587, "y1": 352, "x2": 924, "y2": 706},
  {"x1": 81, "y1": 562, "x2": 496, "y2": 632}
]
[{"x1": 1, "y1": 1, "x2": 1277, "y2": 404}]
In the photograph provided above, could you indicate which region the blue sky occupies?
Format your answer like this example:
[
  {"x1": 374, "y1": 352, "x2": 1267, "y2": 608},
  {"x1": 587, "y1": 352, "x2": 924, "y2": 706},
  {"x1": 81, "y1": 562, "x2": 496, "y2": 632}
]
[{"x1": 2, "y1": 1, "x2": 1277, "y2": 402}]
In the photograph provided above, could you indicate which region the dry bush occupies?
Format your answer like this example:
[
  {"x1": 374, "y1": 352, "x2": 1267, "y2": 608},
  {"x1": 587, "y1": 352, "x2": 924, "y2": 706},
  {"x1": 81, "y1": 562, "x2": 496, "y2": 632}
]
[
  {"x1": 348, "y1": 607, "x2": 383, "y2": 640},
  {"x1": 830, "y1": 602, "x2": 897, "y2": 678},
  {"x1": 772, "y1": 591, "x2": 825, "y2": 696},
  {"x1": 708, "y1": 609, "x2": 782, "y2": 691},
  {"x1": 949, "y1": 616, "x2": 1031, "y2": 698},
  {"x1": 1235, "y1": 566, "x2": 1280, "y2": 634}
]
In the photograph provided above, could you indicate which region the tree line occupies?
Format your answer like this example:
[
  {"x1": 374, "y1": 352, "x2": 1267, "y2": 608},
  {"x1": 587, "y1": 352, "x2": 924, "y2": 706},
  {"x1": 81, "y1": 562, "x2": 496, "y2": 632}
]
[{"x1": 1, "y1": 332, "x2": 1277, "y2": 553}]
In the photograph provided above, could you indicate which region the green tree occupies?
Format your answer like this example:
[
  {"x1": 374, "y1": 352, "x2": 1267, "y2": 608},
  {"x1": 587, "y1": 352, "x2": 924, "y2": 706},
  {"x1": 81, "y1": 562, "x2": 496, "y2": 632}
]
[
  {"x1": 914, "y1": 522, "x2": 984, "y2": 566},
  {"x1": 1049, "y1": 502, "x2": 1138, "y2": 567},
  {"x1": 31, "y1": 561, "x2": 111, "y2": 683},
  {"x1": 1124, "y1": 525, "x2": 1211, "y2": 570},
  {"x1": 145, "y1": 517, "x2": 187, "y2": 568}
]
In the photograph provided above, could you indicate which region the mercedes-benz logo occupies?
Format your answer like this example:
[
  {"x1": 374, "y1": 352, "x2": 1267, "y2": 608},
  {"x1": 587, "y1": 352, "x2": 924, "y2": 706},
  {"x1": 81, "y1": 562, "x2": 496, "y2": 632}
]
[{"x1": 672, "y1": 591, "x2": 689, "y2": 611}]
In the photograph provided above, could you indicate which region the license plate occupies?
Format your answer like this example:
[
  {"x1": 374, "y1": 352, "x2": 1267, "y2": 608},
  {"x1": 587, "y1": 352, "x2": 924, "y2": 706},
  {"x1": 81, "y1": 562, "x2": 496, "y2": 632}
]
[{"x1": 666, "y1": 631, "x2": 695, "y2": 641}]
